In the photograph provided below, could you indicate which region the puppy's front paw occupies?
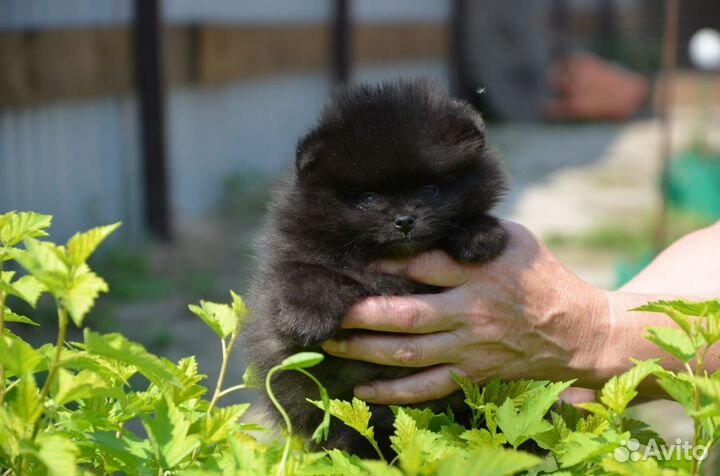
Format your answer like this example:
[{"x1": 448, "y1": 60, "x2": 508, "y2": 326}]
[{"x1": 443, "y1": 217, "x2": 508, "y2": 263}]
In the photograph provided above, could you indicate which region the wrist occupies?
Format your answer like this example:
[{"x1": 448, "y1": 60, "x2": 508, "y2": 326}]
[{"x1": 564, "y1": 285, "x2": 612, "y2": 388}]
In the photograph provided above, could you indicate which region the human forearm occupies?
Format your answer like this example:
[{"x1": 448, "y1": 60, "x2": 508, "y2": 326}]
[{"x1": 621, "y1": 222, "x2": 720, "y2": 298}]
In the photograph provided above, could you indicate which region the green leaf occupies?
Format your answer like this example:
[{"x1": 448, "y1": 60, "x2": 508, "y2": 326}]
[
  {"x1": 3, "y1": 308, "x2": 39, "y2": 326},
  {"x1": 495, "y1": 380, "x2": 573, "y2": 448},
  {"x1": 533, "y1": 412, "x2": 570, "y2": 451},
  {"x1": 655, "y1": 371, "x2": 695, "y2": 410},
  {"x1": 52, "y1": 368, "x2": 111, "y2": 406},
  {"x1": 87, "y1": 432, "x2": 154, "y2": 473},
  {"x1": 280, "y1": 352, "x2": 324, "y2": 370},
  {"x1": 8, "y1": 239, "x2": 69, "y2": 294},
  {"x1": 0, "y1": 334, "x2": 43, "y2": 376},
  {"x1": 621, "y1": 417, "x2": 664, "y2": 446},
  {"x1": 84, "y1": 330, "x2": 180, "y2": 390},
  {"x1": 600, "y1": 359, "x2": 660, "y2": 414},
  {"x1": 576, "y1": 413, "x2": 610, "y2": 435},
  {"x1": 0, "y1": 273, "x2": 45, "y2": 307},
  {"x1": 36, "y1": 433, "x2": 78, "y2": 476},
  {"x1": 389, "y1": 408, "x2": 443, "y2": 463},
  {"x1": 142, "y1": 397, "x2": 201, "y2": 469},
  {"x1": 188, "y1": 300, "x2": 237, "y2": 339},
  {"x1": 230, "y1": 290, "x2": 249, "y2": 331},
  {"x1": 645, "y1": 326, "x2": 696, "y2": 362},
  {"x1": 436, "y1": 446, "x2": 542, "y2": 476},
  {"x1": 575, "y1": 402, "x2": 610, "y2": 420},
  {"x1": 66, "y1": 222, "x2": 121, "y2": 266},
  {"x1": 63, "y1": 265, "x2": 109, "y2": 326},
  {"x1": 202, "y1": 403, "x2": 250, "y2": 443},
  {"x1": 460, "y1": 428, "x2": 507, "y2": 448},
  {"x1": 11, "y1": 372, "x2": 42, "y2": 424},
  {"x1": 496, "y1": 398, "x2": 552, "y2": 448},
  {"x1": 310, "y1": 397, "x2": 375, "y2": 443},
  {"x1": 557, "y1": 431, "x2": 625, "y2": 468},
  {"x1": 0, "y1": 211, "x2": 52, "y2": 247}
]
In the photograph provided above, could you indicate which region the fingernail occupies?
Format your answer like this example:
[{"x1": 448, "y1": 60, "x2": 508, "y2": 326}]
[
  {"x1": 322, "y1": 339, "x2": 347, "y2": 354},
  {"x1": 372, "y1": 259, "x2": 407, "y2": 275},
  {"x1": 355, "y1": 385, "x2": 376, "y2": 400}
]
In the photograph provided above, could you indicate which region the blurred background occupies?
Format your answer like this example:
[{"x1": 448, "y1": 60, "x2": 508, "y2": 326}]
[{"x1": 1, "y1": 0, "x2": 719, "y2": 451}]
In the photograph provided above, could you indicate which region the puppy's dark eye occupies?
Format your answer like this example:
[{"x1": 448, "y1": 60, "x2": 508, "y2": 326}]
[
  {"x1": 419, "y1": 185, "x2": 439, "y2": 200},
  {"x1": 356, "y1": 192, "x2": 379, "y2": 209}
]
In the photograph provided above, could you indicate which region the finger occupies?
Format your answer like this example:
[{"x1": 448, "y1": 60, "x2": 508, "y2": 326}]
[
  {"x1": 322, "y1": 332, "x2": 462, "y2": 367},
  {"x1": 376, "y1": 250, "x2": 472, "y2": 287},
  {"x1": 353, "y1": 365, "x2": 464, "y2": 404},
  {"x1": 541, "y1": 98, "x2": 580, "y2": 120},
  {"x1": 342, "y1": 294, "x2": 458, "y2": 333}
]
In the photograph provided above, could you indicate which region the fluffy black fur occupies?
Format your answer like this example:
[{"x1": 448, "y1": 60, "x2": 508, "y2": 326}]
[{"x1": 242, "y1": 79, "x2": 508, "y2": 458}]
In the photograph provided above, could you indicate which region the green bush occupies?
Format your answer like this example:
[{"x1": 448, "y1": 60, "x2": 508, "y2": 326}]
[{"x1": 1, "y1": 210, "x2": 719, "y2": 475}]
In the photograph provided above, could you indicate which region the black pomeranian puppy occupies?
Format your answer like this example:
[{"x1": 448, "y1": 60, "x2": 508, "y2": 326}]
[{"x1": 242, "y1": 78, "x2": 508, "y2": 458}]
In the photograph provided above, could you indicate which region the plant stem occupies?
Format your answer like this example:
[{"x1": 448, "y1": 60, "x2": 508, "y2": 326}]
[
  {"x1": 690, "y1": 347, "x2": 709, "y2": 476},
  {"x1": 34, "y1": 305, "x2": 68, "y2": 437},
  {"x1": 266, "y1": 366, "x2": 293, "y2": 476},
  {"x1": 217, "y1": 384, "x2": 246, "y2": 400},
  {"x1": 207, "y1": 331, "x2": 239, "y2": 414},
  {"x1": 0, "y1": 288, "x2": 6, "y2": 407}
]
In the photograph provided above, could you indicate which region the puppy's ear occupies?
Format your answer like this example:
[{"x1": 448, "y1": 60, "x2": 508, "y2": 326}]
[
  {"x1": 295, "y1": 131, "x2": 324, "y2": 178},
  {"x1": 451, "y1": 114, "x2": 486, "y2": 148}
]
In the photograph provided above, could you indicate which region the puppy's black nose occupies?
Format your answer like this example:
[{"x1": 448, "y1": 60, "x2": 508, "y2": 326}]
[{"x1": 393, "y1": 215, "x2": 416, "y2": 234}]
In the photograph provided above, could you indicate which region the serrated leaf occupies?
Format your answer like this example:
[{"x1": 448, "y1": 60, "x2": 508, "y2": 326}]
[
  {"x1": 8, "y1": 239, "x2": 69, "y2": 294},
  {"x1": 460, "y1": 428, "x2": 507, "y2": 448},
  {"x1": 11, "y1": 371, "x2": 42, "y2": 424},
  {"x1": 36, "y1": 433, "x2": 78, "y2": 476},
  {"x1": 53, "y1": 368, "x2": 111, "y2": 406},
  {"x1": 557, "y1": 431, "x2": 622, "y2": 468},
  {"x1": 621, "y1": 417, "x2": 664, "y2": 446},
  {"x1": 495, "y1": 380, "x2": 573, "y2": 448},
  {"x1": 436, "y1": 446, "x2": 542, "y2": 476},
  {"x1": 280, "y1": 352, "x2": 324, "y2": 370},
  {"x1": 63, "y1": 265, "x2": 109, "y2": 326},
  {"x1": 534, "y1": 412, "x2": 570, "y2": 451},
  {"x1": 188, "y1": 300, "x2": 237, "y2": 339},
  {"x1": 633, "y1": 299, "x2": 716, "y2": 336},
  {"x1": 645, "y1": 326, "x2": 696, "y2": 362},
  {"x1": 576, "y1": 413, "x2": 610, "y2": 435},
  {"x1": 84, "y1": 330, "x2": 180, "y2": 390},
  {"x1": 142, "y1": 397, "x2": 201, "y2": 469},
  {"x1": 230, "y1": 290, "x2": 249, "y2": 331},
  {"x1": 600, "y1": 359, "x2": 660, "y2": 414},
  {"x1": 0, "y1": 211, "x2": 52, "y2": 247},
  {"x1": 576, "y1": 402, "x2": 610, "y2": 419},
  {"x1": 0, "y1": 334, "x2": 43, "y2": 376},
  {"x1": 310, "y1": 397, "x2": 376, "y2": 447},
  {"x1": 66, "y1": 222, "x2": 121, "y2": 266},
  {"x1": 3, "y1": 308, "x2": 39, "y2": 326},
  {"x1": 0, "y1": 273, "x2": 45, "y2": 307},
  {"x1": 496, "y1": 398, "x2": 552, "y2": 448},
  {"x1": 203, "y1": 404, "x2": 250, "y2": 443},
  {"x1": 390, "y1": 408, "x2": 442, "y2": 462},
  {"x1": 87, "y1": 432, "x2": 154, "y2": 473},
  {"x1": 655, "y1": 371, "x2": 695, "y2": 410}
]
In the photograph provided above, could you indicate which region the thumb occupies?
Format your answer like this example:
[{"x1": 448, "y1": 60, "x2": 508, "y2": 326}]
[{"x1": 375, "y1": 250, "x2": 471, "y2": 287}]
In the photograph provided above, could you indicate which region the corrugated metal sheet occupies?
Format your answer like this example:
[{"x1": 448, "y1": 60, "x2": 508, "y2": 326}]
[
  {"x1": 0, "y1": 0, "x2": 452, "y2": 239},
  {"x1": 0, "y1": 97, "x2": 142, "y2": 243},
  {"x1": 0, "y1": 0, "x2": 132, "y2": 30}
]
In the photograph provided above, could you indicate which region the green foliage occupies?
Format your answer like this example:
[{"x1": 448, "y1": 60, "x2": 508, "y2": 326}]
[{"x1": 2, "y1": 211, "x2": 720, "y2": 475}]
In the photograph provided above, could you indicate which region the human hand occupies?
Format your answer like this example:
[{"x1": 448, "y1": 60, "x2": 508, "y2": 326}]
[
  {"x1": 544, "y1": 52, "x2": 649, "y2": 121},
  {"x1": 322, "y1": 221, "x2": 610, "y2": 404}
]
